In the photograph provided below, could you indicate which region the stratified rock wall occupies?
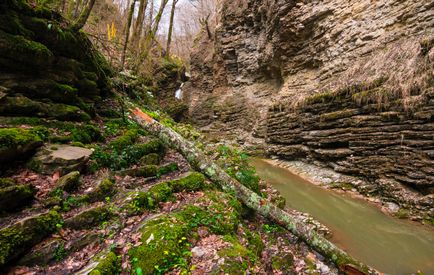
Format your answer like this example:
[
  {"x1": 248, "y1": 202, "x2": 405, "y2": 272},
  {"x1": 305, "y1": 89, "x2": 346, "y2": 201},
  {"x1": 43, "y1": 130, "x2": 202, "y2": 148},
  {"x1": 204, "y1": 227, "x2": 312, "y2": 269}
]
[{"x1": 187, "y1": 0, "x2": 434, "y2": 197}]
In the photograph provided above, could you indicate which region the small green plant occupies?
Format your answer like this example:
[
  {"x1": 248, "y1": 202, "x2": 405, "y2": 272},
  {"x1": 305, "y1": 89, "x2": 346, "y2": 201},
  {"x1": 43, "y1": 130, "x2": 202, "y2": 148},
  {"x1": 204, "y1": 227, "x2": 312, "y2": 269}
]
[
  {"x1": 215, "y1": 145, "x2": 260, "y2": 193},
  {"x1": 262, "y1": 223, "x2": 280, "y2": 234},
  {"x1": 53, "y1": 243, "x2": 67, "y2": 261}
]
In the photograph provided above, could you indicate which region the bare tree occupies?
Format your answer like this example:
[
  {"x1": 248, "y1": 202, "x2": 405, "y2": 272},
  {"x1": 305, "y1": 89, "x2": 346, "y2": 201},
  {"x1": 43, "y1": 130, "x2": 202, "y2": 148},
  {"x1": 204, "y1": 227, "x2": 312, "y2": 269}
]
[
  {"x1": 121, "y1": 0, "x2": 137, "y2": 69},
  {"x1": 132, "y1": 0, "x2": 148, "y2": 43},
  {"x1": 71, "y1": 0, "x2": 96, "y2": 31},
  {"x1": 165, "y1": 0, "x2": 179, "y2": 57}
]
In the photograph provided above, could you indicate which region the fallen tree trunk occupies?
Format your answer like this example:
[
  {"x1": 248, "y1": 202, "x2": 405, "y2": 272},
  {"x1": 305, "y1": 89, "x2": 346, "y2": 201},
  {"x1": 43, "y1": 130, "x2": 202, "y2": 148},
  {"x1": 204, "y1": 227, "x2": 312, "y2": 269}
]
[{"x1": 130, "y1": 107, "x2": 379, "y2": 275}]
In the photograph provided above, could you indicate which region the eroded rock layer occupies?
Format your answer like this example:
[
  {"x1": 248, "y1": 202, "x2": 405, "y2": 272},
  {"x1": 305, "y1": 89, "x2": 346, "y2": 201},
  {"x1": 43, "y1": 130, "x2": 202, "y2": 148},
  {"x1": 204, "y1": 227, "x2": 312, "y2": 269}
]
[
  {"x1": 267, "y1": 85, "x2": 434, "y2": 194},
  {"x1": 186, "y1": 0, "x2": 434, "y2": 208}
]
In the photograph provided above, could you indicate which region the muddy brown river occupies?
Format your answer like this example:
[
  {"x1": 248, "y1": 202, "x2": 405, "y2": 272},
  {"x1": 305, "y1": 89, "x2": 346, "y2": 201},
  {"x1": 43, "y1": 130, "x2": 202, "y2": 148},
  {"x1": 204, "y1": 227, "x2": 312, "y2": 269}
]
[{"x1": 251, "y1": 158, "x2": 434, "y2": 275}]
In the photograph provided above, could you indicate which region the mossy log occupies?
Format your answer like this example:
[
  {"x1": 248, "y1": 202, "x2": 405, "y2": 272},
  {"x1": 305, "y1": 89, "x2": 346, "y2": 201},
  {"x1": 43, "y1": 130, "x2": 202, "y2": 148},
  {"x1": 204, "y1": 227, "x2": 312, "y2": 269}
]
[{"x1": 130, "y1": 107, "x2": 379, "y2": 274}]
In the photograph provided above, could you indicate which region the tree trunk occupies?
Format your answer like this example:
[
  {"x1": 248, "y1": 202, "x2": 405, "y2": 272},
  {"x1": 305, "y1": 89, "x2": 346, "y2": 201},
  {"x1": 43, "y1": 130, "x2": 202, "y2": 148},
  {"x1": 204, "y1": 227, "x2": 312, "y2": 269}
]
[
  {"x1": 132, "y1": 0, "x2": 148, "y2": 43},
  {"x1": 121, "y1": 0, "x2": 137, "y2": 70},
  {"x1": 71, "y1": 0, "x2": 96, "y2": 31},
  {"x1": 129, "y1": 107, "x2": 379, "y2": 275},
  {"x1": 165, "y1": 0, "x2": 177, "y2": 58}
]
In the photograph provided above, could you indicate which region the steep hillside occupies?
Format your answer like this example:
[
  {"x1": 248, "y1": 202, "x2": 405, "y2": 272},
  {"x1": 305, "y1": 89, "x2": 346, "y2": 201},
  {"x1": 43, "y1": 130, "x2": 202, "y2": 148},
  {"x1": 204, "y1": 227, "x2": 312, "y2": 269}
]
[{"x1": 185, "y1": 0, "x2": 434, "y2": 218}]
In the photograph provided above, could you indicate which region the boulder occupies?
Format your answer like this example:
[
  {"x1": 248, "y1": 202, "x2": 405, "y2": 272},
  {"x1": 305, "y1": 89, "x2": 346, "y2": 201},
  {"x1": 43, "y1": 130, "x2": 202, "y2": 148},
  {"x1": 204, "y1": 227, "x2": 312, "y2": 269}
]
[
  {"x1": 0, "y1": 127, "x2": 45, "y2": 163},
  {"x1": 55, "y1": 171, "x2": 81, "y2": 192},
  {"x1": 28, "y1": 145, "x2": 93, "y2": 175},
  {"x1": 0, "y1": 184, "x2": 36, "y2": 212},
  {"x1": 64, "y1": 206, "x2": 110, "y2": 230},
  {"x1": 0, "y1": 211, "x2": 61, "y2": 267}
]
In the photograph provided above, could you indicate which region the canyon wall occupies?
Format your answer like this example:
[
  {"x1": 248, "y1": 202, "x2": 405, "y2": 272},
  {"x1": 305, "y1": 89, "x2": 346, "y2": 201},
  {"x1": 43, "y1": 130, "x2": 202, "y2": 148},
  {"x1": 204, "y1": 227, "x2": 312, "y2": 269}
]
[{"x1": 185, "y1": 0, "x2": 434, "y2": 204}]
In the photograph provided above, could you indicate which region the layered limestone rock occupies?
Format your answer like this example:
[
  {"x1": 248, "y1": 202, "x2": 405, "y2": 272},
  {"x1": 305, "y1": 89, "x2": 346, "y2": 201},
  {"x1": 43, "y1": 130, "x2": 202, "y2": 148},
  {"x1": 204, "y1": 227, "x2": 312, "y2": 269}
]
[
  {"x1": 0, "y1": 0, "x2": 111, "y2": 122},
  {"x1": 186, "y1": 0, "x2": 434, "y2": 137},
  {"x1": 186, "y1": 0, "x2": 434, "y2": 209}
]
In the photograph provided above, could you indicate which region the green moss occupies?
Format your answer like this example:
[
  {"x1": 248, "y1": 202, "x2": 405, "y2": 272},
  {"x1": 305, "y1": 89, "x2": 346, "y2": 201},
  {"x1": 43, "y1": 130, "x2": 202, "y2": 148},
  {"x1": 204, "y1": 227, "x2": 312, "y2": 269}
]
[
  {"x1": 0, "y1": 184, "x2": 36, "y2": 212},
  {"x1": 158, "y1": 162, "x2": 179, "y2": 176},
  {"x1": 0, "y1": 178, "x2": 15, "y2": 188},
  {"x1": 305, "y1": 91, "x2": 335, "y2": 104},
  {"x1": 127, "y1": 173, "x2": 206, "y2": 214},
  {"x1": 50, "y1": 103, "x2": 91, "y2": 121},
  {"x1": 77, "y1": 78, "x2": 99, "y2": 98},
  {"x1": 395, "y1": 208, "x2": 410, "y2": 219},
  {"x1": 128, "y1": 216, "x2": 190, "y2": 274},
  {"x1": 215, "y1": 145, "x2": 260, "y2": 193},
  {"x1": 320, "y1": 109, "x2": 357, "y2": 121},
  {"x1": 0, "y1": 9, "x2": 31, "y2": 36},
  {"x1": 86, "y1": 179, "x2": 116, "y2": 202},
  {"x1": 169, "y1": 172, "x2": 205, "y2": 193},
  {"x1": 217, "y1": 235, "x2": 256, "y2": 273},
  {"x1": 0, "y1": 127, "x2": 46, "y2": 151},
  {"x1": 271, "y1": 254, "x2": 294, "y2": 271},
  {"x1": 245, "y1": 230, "x2": 264, "y2": 256},
  {"x1": 0, "y1": 96, "x2": 90, "y2": 121},
  {"x1": 92, "y1": 139, "x2": 164, "y2": 171},
  {"x1": 65, "y1": 206, "x2": 111, "y2": 230},
  {"x1": 120, "y1": 165, "x2": 158, "y2": 178},
  {"x1": 55, "y1": 171, "x2": 80, "y2": 193},
  {"x1": 128, "y1": 191, "x2": 242, "y2": 273},
  {"x1": 178, "y1": 191, "x2": 241, "y2": 235},
  {"x1": 140, "y1": 153, "x2": 160, "y2": 165},
  {"x1": 0, "y1": 30, "x2": 53, "y2": 69},
  {"x1": 0, "y1": 211, "x2": 62, "y2": 266},
  {"x1": 89, "y1": 251, "x2": 121, "y2": 275},
  {"x1": 108, "y1": 129, "x2": 139, "y2": 151}
]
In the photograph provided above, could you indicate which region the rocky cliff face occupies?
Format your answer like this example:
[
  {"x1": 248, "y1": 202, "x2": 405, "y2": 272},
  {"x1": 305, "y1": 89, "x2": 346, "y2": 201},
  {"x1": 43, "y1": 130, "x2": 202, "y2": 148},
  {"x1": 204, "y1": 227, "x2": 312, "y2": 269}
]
[
  {"x1": 0, "y1": 0, "x2": 112, "y2": 125},
  {"x1": 186, "y1": 0, "x2": 434, "y2": 208}
]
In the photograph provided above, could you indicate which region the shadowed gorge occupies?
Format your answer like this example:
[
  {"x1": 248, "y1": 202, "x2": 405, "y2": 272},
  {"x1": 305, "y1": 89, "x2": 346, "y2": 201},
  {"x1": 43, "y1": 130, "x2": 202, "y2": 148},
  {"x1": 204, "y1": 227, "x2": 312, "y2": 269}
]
[{"x1": 0, "y1": 0, "x2": 433, "y2": 274}]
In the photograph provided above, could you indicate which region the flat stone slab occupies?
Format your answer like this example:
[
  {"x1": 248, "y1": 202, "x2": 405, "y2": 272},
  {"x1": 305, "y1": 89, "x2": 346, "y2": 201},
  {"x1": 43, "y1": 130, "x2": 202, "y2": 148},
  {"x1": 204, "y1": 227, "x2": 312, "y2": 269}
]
[
  {"x1": 50, "y1": 145, "x2": 92, "y2": 161},
  {"x1": 29, "y1": 145, "x2": 93, "y2": 175}
]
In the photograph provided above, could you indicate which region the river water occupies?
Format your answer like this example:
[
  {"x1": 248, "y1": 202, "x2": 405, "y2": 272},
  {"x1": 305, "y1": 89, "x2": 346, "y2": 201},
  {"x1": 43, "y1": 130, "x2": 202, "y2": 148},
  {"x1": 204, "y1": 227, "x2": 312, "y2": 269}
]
[{"x1": 251, "y1": 158, "x2": 434, "y2": 275}]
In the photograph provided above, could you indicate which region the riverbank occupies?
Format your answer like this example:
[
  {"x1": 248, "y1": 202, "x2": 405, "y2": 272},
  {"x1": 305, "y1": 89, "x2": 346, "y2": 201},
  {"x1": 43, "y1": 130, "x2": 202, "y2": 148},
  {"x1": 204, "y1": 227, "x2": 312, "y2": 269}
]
[
  {"x1": 263, "y1": 158, "x2": 434, "y2": 226},
  {"x1": 252, "y1": 158, "x2": 434, "y2": 275}
]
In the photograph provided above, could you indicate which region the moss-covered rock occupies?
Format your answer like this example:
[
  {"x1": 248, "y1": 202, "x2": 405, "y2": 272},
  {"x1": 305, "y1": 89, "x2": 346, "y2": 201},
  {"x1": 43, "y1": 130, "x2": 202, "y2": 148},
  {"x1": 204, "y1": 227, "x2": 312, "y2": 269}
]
[
  {"x1": 0, "y1": 96, "x2": 91, "y2": 121},
  {"x1": 177, "y1": 191, "x2": 242, "y2": 235},
  {"x1": 0, "y1": 127, "x2": 46, "y2": 162},
  {"x1": 158, "y1": 162, "x2": 179, "y2": 176},
  {"x1": 28, "y1": 144, "x2": 93, "y2": 175},
  {"x1": 0, "y1": 178, "x2": 15, "y2": 188},
  {"x1": 118, "y1": 165, "x2": 158, "y2": 178},
  {"x1": 17, "y1": 238, "x2": 65, "y2": 266},
  {"x1": 169, "y1": 172, "x2": 205, "y2": 193},
  {"x1": 55, "y1": 171, "x2": 80, "y2": 193},
  {"x1": 0, "y1": 211, "x2": 62, "y2": 267},
  {"x1": 139, "y1": 153, "x2": 161, "y2": 165},
  {"x1": 64, "y1": 206, "x2": 111, "y2": 230},
  {"x1": 128, "y1": 191, "x2": 242, "y2": 274},
  {"x1": 0, "y1": 29, "x2": 53, "y2": 70},
  {"x1": 86, "y1": 178, "x2": 116, "y2": 202},
  {"x1": 0, "y1": 184, "x2": 36, "y2": 212},
  {"x1": 89, "y1": 251, "x2": 121, "y2": 275},
  {"x1": 216, "y1": 235, "x2": 256, "y2": 273},
  {"x1": 108, "y1": 129, "x2": 139, "y2": 151},
  {"x1": 128, "y1": 215, "x2": 190, "y2": 274}
]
